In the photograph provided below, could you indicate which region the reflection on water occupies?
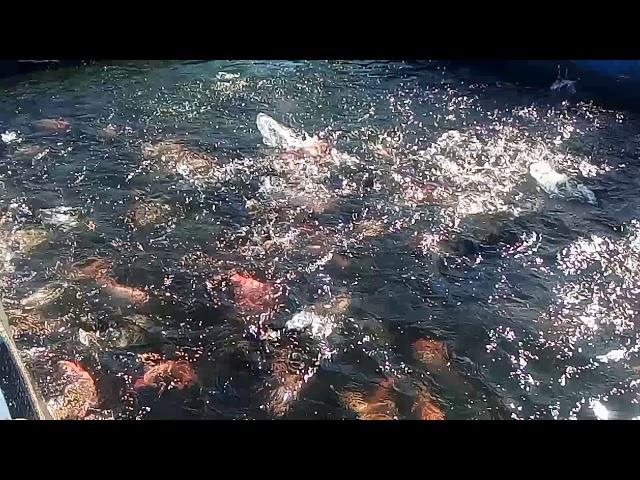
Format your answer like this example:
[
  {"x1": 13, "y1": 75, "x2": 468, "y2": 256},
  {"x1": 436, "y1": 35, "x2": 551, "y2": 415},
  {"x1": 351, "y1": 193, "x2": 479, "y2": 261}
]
[{"x1": 1, "y1": 60, "x2": 640, "y2": 419}]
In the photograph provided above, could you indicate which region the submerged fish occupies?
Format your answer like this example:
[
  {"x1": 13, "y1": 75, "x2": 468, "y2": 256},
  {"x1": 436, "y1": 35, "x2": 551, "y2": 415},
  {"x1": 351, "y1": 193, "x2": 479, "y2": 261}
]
[
  {"x1": 338, "y1": 378, "x2": 399, "y2": 420},
  {"x1": 141, "y1": 140, "x2": 184, "y2": 160},
  {"x1": 550, "y1": 78, "x2": 577, "y2": 94},
  {"x1": 101, "y1": 278, "x2": 150, "y2": 307},
  {"x1": 7, "y1": 310, "x2": 59, "y2": 337},
  {"x1": 33, "y1": 118, "x2": 70, "y2": 133},
  {"x1": 412, "y1": 386, "x2": 446, "y2": 420},
  {"x1": 70, "y1": 257, "x2": 149, "y2": 306},
  {"x1": 262, "y1": 340, "x2": 319, "y2": 417},
  {"x1": 98, "y1": 124, "x2": 118, "y2": 139},
  {"x1": 12, "y1": 227, "x2": 49, "y2": 254},
  {"x1": 78, "y1": 315, "x2": 155, "y2": 350},
  {"x1": 20, "y1": 282, "x2": 67, "y2": 309},
  {"x1": 262, "y1": 294, "x2": 350, "y2": 416},
  {"x1": 48, "y1": 361, "x2": 98, "y2": 420},
  {"x1": 127, "y1": 198, "x2": 174, "y2": 229},
  {"x1": 411, "y1": 337, "x2": 485, "y2": 411},
  {"x1": 12, "y1": 144, "x2": 49, "y2": 160},
  {"x1": 141, "y1": 141, "x2": 218, "y2": 183},
  {"x1": 70, "y1": 257, "x2": 111, "y2": 281},
  {"x1": 228, "y1": 272, "x2": 280, "y2": 316},
  {"x1": 133, "y1": 359, "x2": 198, "y2": 392},
  {"x1": 412, "y1": 338, "x2": 450, "y2": 370}
]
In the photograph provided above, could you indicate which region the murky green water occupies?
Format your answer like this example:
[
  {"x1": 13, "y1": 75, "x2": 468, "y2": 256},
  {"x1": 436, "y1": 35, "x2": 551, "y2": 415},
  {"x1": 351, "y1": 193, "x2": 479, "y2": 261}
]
[{"x1": 1, "y1": 60, "x2": 640, "y2": 419}]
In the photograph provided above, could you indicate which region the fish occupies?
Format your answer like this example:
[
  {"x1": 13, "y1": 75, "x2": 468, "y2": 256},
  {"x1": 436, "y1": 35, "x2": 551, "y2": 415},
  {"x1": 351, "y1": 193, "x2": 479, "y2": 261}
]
[
  {"x1": 7, "y1": 310, "x2": 59, "y2": 337},
  {"x1": 12, "y1": 227, "x2": 49, "y2": 254},
  {"x1": 412, "y1": 338, "x2": 450, "y2": 370},
  {"x1": 70, "y1": 257, "x2": 149, "y2": 306},
  {"x1": 262, "y1": 294, "x2": 351, "y2": 416},
  {"x1": 33, "y1": 118, "x2": 70, "y2": 133},
  {"x1": 256, "y1": 113, "x2": 329, "y2": 158},
  {"x1": 412, "y1": 337, "x2": 486, "y2": 410},
  {"x1": 48, "y1": 361, "x2": 98, "y2": 420},
  {"x1": 126, "y1": 199, "x2": 173, "y2": 229},
  {"x1": 550, "y1": 78, "x2": 577, "y2": 94},
  {"x1": 228, "y1": 272, "x2": 279, "y2": 315},
  {"x1": 98, "y1": 124, "x2": 118, "y2": 139},
  {"x1": 70, "y1": 257, "x2": 111, "y2": 281},
  {"x1": 133, "y1": 359, "x2": 198, "y2": 392},
  {"x1": 529, "y1": 161, "x2": 596, "y2": 204},
  {"x1": 338, "y1": 378, "x2": 399, "y2": 420},
  {"x1": 141, "y1": 140, "x2": 184, "y2": 161},
  {"x1": 140, "y1": 141, "x2": 217, "y2": 183},
  {"x1": 78, "y1": 321, "x2": 152, "y2": 350},
  {"x1": 20, "y1": 282, "x2": 67, "y2": 309},
  {"x1": 174, "y1": 151, "x2": 217, "y2": 181},
  {"x1": 285, "y1": 294, "x2": 351, "y2": 341},
  {"x1": 262, "y1": 341, "x2": 320, "y2": 417},
  {"x1": 101, "y1": 278, "x2": 150, "y2": 307},
  {"x1": 216, "y1": 72, "x2": 240, "y2": 81},
  {"x1": 12, "y1": 144, "x2": 49, "y2": 160},
  {"x1": 286, "y1": 310, "x2": 332, "y2": 339},
  {"x1": 412, "y1": 387, "x2": 445, "y2": 420},
  {"x1": 257, "y1": 113, "x2": 310, "y2": 150}
]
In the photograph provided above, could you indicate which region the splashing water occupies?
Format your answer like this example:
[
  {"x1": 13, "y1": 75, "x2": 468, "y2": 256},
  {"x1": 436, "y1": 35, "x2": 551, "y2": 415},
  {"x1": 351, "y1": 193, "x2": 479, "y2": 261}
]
[{"x1": 1, "y1": 60, "x2": 640, "y2": 420}]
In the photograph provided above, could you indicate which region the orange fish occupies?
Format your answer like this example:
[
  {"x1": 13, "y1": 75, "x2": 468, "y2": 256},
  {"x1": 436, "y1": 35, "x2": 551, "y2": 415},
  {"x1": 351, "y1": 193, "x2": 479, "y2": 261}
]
[
  {"x1": 34, "y1": 118, "x2": 70, "y2": 133},
  {"x1": 101, "y1": 278, "x2": 150, "y2": 306},
  {"x1": 71, "y1": 258, "x2": 149, "y2": 306},
  {"x1": 339, "y1": 378, "x2": 399, "y2": 420},
  {"x1": 412, "y1": 338, "x2": 450, "y2": 369},
  {"x1": 133, "y1": 360, "x2": 198, "y2": 392},
  {"x1": 412, "y1": 388, "x2": 445, "y2": 420},
  {"x1": 229, "y1": 272, "x2": 279, "y2": 314},
  {"x1": 412, "y1": 338, "x2": 477, "y2": 403},
  {"x1": 50, "y1": 361, "x2": 98, "y2": 420},
  {"x1": 264, "y1": 345, "x2": 313, "y2": 417},
  {"x1": 71, "y1": 257, "x2": 111, "y2": 281}
]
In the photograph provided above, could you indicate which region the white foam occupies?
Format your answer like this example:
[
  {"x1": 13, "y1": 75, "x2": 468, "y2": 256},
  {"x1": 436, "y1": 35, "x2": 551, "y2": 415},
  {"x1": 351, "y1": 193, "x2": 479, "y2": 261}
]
[
  {"x1": 529, "y1": 161, "x2": 596, "y2": 204},
  {"x1": 1, "y1": 131, "x2": 21, "y2": 144},
  {"x1": 286, "y1": 310, "x2": 335, "y2": 340},
  {"x1": 216, "y1": 72, "x2": 240, "y2": 81},
  {"x1": 39, "y1": 206, "x2": 80, "y2": 231}
]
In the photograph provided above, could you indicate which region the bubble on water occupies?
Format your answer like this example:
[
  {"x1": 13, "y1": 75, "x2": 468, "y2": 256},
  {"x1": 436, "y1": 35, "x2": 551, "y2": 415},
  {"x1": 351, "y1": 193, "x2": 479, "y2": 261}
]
[{"x1": 1, "y1": 130, "x2": 21, "y2": 144}]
